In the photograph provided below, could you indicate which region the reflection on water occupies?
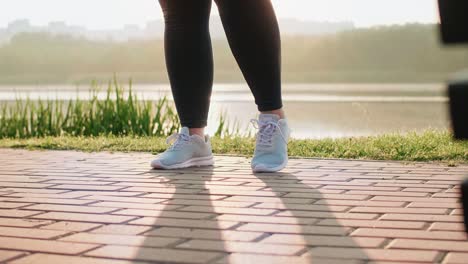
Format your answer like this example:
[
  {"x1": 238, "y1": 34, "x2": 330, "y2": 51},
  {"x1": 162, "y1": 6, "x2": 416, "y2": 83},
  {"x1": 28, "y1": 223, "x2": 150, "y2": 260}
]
[
  {"x1": 209, "y1": 101, "x2": 449, "y2": 139},
  {"x1": 0, "y1": 83, "x2": 450, "y2": 139}
]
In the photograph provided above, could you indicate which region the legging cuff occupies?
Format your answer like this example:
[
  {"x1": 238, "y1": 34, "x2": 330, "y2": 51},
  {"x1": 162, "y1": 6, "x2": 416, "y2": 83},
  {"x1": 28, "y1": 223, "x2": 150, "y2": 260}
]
[
  {"x1": 180, "y1": 119, "x2": 208, "y2": 128},
  {"x1": 258, "y1": 102, "x2": 283, "y2": 112}
]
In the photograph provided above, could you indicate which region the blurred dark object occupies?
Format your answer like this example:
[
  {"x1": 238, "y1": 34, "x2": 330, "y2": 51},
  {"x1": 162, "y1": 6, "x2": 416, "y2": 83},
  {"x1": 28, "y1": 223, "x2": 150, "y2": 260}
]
[
  {"x1": 438, "y1": 0, "x2": 468, "y2": 44},
  {"x1": 438, "y1": 1, "x2": 468, "y2": 234},
  {"x1": 448, "y1": 78, "x2": 468, "y2": 140},
  {"x1": 462, "y1": 180, "x2": 468, "y2": 233}
]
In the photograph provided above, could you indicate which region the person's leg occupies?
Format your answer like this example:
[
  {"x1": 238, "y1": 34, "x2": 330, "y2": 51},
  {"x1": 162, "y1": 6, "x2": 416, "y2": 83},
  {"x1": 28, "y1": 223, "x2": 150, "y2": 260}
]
[
  {"x1": 215, "y1": 0, "x2": 289, "y2": 172},
  {"x1": 152, "y1": 0, "x2": 214, "y2": 169},
  {"x1": 159, "y1": 0, "x2": 213, "y2": 137},
  {"x1": 214, "y1": 0, "x2": 284, "y2": 118}
]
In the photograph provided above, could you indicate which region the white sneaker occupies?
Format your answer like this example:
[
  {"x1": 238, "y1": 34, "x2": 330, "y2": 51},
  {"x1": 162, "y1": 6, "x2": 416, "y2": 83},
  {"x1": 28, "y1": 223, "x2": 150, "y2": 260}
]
[
  {"x1": 251, "y1": 114, "x2": 290, "y2": 173},
  {"x1": 150, "y1": 127, "x2": 214, "y2": 169}
]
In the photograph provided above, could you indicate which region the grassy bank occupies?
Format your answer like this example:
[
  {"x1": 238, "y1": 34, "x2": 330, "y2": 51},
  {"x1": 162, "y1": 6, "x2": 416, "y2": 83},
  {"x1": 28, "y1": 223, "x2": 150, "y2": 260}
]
[
  {"x1": 0, "y1": 80, "x2": 238, "y2": 138},
  {"x1": 1, "y1": 130, "x2": 467, "y2": 164},
  {"x1": 1, "y1": 80, "x2": 467, "y2": 164}
]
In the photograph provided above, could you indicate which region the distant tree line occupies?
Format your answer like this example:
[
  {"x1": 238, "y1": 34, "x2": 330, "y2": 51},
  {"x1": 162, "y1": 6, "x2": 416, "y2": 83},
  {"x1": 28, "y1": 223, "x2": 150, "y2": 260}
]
[{"x1": 0, "y1": 23, "x2": 467, "y2": 84}]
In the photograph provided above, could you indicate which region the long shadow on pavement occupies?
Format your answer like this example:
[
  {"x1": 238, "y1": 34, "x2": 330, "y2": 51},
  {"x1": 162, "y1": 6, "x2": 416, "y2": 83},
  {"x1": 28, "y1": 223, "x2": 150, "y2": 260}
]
[
  {"x1": 103, "y1": 160, "x2": 373, "y2": 264},
  {"x1": 132, "y1": 166, "x2": 228, "y2": 263},
  {"x1": 254, "y1": 171, "x2": 373, "y2": 263}
]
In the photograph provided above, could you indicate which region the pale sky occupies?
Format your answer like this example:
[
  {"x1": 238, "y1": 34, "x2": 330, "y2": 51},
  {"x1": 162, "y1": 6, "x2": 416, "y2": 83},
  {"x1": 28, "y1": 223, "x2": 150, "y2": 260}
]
[{"x1": 0, "y1": 0, "x2": 439, "y2": 30}]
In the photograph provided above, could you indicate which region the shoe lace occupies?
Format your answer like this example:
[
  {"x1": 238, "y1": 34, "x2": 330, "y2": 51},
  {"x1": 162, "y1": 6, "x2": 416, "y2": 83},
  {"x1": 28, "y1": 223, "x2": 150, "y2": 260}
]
[
  {"x1": 250, "y1": 119, "x2": 287, "y2": 147},
  {"x1": 166, "y1": 132, "x2": 190, "y2": 151}
]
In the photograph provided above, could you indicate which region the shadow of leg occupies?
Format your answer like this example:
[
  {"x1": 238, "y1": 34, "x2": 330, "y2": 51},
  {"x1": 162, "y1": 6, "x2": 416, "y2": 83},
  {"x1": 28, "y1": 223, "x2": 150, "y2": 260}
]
[
  {"x1": 252, "y1": 171, "x2": 372, "y2": 263},
  {"x1": 86, "y1": 166, "x2": 228, "y2": 263},
  {"x1": 136, "y1": 166, "x2": 231, "y2": 263}
]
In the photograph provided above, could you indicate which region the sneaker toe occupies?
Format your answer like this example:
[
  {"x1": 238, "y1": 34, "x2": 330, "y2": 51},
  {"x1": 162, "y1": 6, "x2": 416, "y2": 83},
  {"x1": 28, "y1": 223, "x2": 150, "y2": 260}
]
[
  {"x1": 152, "y1": 149, "x2": 203, "y2": 169},
  {"x1": 150, "y1": 159, "x2": 164, "y2": 169},
  {"x1": 150, "y1": 154, "x2": 174, "y2": 168},
  {"x1": 252, "y1": 164, "x2": 269, "y2": 172},
  {"x1": 251, "y1": 163, "x2": 279, "y2": 172},
  {"x1": 251, "y1": 154, "x2": 286, "y2": 172}
]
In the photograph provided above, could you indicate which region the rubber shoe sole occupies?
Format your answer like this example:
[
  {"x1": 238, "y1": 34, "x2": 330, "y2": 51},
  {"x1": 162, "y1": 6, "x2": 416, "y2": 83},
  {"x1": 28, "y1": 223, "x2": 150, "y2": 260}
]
[{"x1": 151, "y1": 155, "x2": 214, "y2": 170}]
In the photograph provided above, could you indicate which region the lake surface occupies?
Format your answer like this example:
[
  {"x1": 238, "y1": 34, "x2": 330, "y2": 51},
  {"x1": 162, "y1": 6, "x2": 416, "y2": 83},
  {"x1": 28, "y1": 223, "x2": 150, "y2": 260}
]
[{"x1": 0, "y1": 83, "x2": 450, "y2": 139}]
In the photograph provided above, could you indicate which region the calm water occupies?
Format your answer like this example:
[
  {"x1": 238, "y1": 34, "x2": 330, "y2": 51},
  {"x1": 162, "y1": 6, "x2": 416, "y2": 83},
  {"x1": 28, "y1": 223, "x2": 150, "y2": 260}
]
[{"x1": 0, "y1": 83, "x2": 450, "y2": 139}]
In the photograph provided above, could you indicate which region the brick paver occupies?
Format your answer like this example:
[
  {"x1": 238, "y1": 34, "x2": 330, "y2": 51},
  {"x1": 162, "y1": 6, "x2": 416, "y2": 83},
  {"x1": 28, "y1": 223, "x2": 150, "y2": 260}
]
[{"x1": 0, "y1": 149, "x2": 467, "y2": 263}]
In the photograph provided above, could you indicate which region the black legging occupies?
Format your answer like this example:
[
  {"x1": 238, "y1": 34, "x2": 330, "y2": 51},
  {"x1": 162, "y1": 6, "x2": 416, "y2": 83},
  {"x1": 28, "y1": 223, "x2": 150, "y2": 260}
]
[{"x1": 159, "y1": 0, "x2": 282, "y2": 128}]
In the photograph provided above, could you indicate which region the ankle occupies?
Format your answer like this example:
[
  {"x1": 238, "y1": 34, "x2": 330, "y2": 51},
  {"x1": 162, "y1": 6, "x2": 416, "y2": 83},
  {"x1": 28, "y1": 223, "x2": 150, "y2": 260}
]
[
  {"x1": 189, "y1": 128, "x2": 205, "y2": 138},
  {"x1": 261, "y1": 108, "x2": 286, "y2": 119}
]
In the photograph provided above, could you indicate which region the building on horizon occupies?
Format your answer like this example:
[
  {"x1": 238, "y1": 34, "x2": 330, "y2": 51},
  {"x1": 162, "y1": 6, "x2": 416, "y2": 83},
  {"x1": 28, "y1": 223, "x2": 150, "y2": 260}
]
[{"x1": 0, "y1": 18, "x2": 355, "y2": 44}]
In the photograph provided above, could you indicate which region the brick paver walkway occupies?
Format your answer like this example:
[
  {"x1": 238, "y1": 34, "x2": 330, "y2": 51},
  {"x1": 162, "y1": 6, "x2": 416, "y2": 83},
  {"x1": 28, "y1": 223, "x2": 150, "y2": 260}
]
[{"x1": 0, "y1": 149, "x2": 467, "y2": 264}]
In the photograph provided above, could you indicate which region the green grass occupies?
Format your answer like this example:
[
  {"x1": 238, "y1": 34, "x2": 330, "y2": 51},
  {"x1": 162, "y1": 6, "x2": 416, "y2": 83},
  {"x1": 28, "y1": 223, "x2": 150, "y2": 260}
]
[
  {"x1": 1, "y1": 79, "x2": 467, "y2": 164},
  {"x1": 0, "y1": 79, "x2": 182, "y2": 138},
  {"x1": 1, "y1": 130, "x2": 467, "y2": 164},
  {"x1": 0, "y1": 79, "x2": 236, "y2": 139}
]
